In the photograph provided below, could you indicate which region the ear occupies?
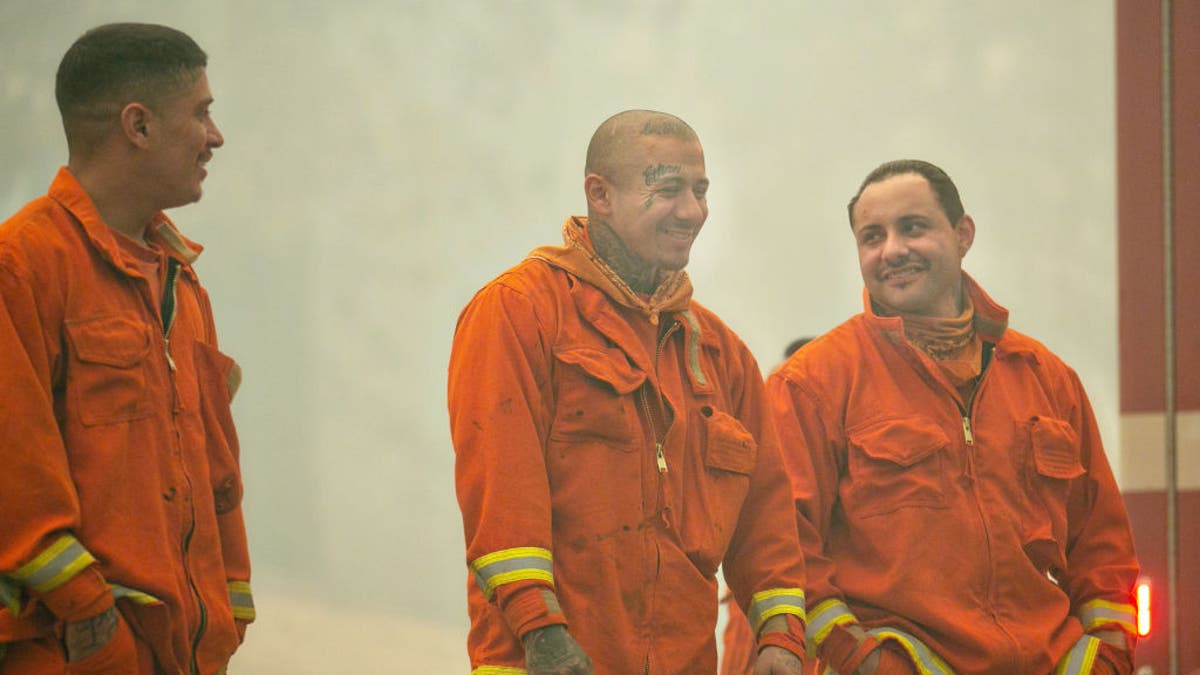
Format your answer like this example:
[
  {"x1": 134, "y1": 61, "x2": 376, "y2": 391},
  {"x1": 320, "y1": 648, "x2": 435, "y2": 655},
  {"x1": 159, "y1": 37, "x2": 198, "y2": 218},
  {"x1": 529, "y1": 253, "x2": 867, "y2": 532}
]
[
  {"x1": 584, "y1": 173, "x2": 613, "y2": 216},
  {"x1": 119, "y1": 102, "x2": 153, "y2": 149},
  {"x1": 955, "y1": 214, "x2": 976, "y2": 257}
]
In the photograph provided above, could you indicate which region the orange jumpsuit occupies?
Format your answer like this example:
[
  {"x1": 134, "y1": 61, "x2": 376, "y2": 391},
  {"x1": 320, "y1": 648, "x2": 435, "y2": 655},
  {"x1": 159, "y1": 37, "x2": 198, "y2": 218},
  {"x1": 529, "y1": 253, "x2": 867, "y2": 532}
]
[
  {"x1": 731, "y1": 275, "x2": 1137, "y2": 674},
  {"x1": 448, "y1": 217, "x2": 808, "y2": 674},
  {"x1": 0, "y1": 168, "x2": 254, "y2": 674}
]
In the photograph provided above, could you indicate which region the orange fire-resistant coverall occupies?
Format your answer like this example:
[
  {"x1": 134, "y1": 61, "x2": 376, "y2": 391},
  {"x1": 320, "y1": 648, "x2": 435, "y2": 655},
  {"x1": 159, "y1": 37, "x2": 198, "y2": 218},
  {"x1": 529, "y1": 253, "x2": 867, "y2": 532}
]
[
  {"x1": 0, "y1": 168, "x2": 254, "y2": 674},
  {"x1": 724, "y1": 274, "x2": 1138, "y2": 674},
  {"x1": 448, "y1": 217, "x2": 808, "y2": 674}
]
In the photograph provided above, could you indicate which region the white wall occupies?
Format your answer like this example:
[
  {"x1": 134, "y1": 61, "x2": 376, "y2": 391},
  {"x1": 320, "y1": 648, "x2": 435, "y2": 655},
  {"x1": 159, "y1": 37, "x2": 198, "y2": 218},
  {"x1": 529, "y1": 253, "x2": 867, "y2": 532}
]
[{"x1": 0, "y1": 2, "x2": 1116, "y2": 672}]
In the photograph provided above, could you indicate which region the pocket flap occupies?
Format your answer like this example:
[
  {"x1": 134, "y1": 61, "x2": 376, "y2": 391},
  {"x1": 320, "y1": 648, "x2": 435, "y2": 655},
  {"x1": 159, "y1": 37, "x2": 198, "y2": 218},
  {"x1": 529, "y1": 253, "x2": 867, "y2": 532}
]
[
  {"x1": 849, "y1": 417, "x2": 949, "y2": 467},
  {"x1": 704, "y1": 409, "x2": 758, "y2": 475},
  {"x1": 66, "y1": 316, "x2": 151, "y2": 367},
  {"x1": 554, "y1": 346, "x2": 646, "y2": 395},
  {"x1": 1030, "y1": 416, "x2": 1084, "y2": 479}
]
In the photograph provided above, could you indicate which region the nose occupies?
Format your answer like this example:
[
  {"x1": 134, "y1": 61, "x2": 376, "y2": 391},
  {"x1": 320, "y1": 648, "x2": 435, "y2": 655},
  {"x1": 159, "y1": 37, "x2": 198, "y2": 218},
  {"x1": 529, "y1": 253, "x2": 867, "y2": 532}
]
[
  {"x1": 207, "y1": 118, "x2": 225, "y2": 148},
  {"x1": 673, "y1": 190, "x2": 706, "y2": 224},
  {"x1": 880, "y1": 231, "x2": 909, "y2": 264}
]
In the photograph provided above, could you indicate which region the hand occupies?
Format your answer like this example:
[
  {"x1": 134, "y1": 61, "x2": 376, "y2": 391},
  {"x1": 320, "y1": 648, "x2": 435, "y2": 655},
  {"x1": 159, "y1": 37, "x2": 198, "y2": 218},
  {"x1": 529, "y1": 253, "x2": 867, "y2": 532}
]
[
  {"x1": 64, "y1": 606, "x2": 119, "y2": 662},
  {"x1": 522, "y1": 624, "x2": 594, "y2": 675},
  {"x1": 753, "y1": 645, "x2": 803, "y2": 674}
]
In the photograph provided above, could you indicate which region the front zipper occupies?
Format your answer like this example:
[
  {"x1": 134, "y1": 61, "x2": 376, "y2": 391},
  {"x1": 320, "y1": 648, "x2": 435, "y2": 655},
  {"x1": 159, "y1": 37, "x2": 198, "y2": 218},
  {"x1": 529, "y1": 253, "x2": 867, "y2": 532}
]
[
  {"x1": 639, "y1": 321, "x2": 678, "y2": 473},
  {"x1": 161, "y1": 259, "x2": 207, "y2": 672}
]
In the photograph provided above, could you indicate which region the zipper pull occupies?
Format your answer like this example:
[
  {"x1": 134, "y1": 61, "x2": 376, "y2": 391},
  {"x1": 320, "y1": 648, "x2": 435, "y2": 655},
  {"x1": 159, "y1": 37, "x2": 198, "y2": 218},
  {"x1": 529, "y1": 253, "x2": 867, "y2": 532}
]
[
  {"x1": 655, "y1": 443, "x2": 668, "y2": 473},
  {"x1": 962, "y1": 416, "x2": 974, "y2": 445},
  {"x1": 164, "y1": 338, "x2": 176, "y2": 371}
]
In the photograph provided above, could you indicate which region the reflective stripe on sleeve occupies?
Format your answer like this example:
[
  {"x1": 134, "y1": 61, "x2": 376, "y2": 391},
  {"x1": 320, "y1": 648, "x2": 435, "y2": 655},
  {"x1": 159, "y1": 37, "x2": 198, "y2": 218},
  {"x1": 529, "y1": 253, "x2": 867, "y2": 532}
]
[
  {"x1": 805, "y1": 598, "x2": 857, "y2": 648},
  {"x1": 0, "y1": 576, "x2": 21, "y2": 615},
  {"x1": 677, "y1": 310, "x2": 709, "y2": 388},
  {"x1": 868, "y1": 627, "x2": 955, "y2": 675},
  {"x1": 11, "y1": 535, "x2": 96, "y2": 593},
  {"x1": 228, "y1": 580, "x2": 256, "y2": 621},
  {"x1": 1053, "y1": 634, "x2": 1101, "y2": 675},
  {"x1": 1078, "y1": 598, "x2": 1136, "y2": 634},
  {"x1": 747, "y1": 587, "x2": 806, "y2": 634},
  {"x1": 470, "y1": 547, "x2": 554, "y2": 600},
  {"x1": 109, "y1": 584, "x2": 163, "y2": 605},
  {"x1": 471, "y1": 667, "x2": 526, "y2": 674}
]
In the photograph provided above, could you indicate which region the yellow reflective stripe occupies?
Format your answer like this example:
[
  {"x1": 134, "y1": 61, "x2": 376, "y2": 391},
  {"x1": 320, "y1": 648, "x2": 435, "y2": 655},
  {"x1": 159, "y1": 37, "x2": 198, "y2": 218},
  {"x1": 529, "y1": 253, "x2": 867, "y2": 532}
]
[
  {"x1": 228, "y1": 581, "x2": 256, "y2": 621},
  {"x1": 472, "y1": 667, "x2": 525, "y2": 674},
  {"x1": 0, "y1": 576, "x2": 21, "y2": 615},
  {"x1": 805, "y1": 598, "x2": 857, "y2": 648},
  {"x1": 747, "y1": 587, "x2": 806, "y2": 633},
  {"x1": 678, "y1": 310, "x2": 709, "y2": 387},
  {"x1": 109, "y1": 584, "x2": 163, "y2": 605},
  {"x1": 869, "y1": 628, "x2": 955, "y2": 675},
  {"x1": 1078, "y1": 598, "x2": 1136, "y2": 633},
  {"x1": 470, "y1": 547, "x2": 554, "y2": 600},
  {"x1": 12, "y1": 535, "x2": 96, "y2": 593},
  {"x1": 1053, "y1": 634, "x2": 1100, "y2": 675}
]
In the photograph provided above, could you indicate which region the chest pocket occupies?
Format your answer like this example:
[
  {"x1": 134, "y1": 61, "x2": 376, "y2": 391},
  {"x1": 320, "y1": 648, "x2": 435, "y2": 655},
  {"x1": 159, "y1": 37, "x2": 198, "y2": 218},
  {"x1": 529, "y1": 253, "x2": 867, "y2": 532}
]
[
  {"x1": 549, "y1": 346, "x2": 646, "y2": 450},
  {"x1": 65, "y1": 315, "x2": 154, "y2": 426},
  {"x1": 845, "y1": 416, "x2": 949, "y2": 518},
  {"x1": 1023, "y1": 415, "x2": 1084, "y2": 569}
]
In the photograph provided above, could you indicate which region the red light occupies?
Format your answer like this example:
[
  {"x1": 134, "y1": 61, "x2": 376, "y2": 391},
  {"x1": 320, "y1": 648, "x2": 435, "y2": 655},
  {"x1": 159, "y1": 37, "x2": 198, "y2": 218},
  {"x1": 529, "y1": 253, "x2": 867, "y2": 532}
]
[{"x1": 1136, "y1": 581, "x2": 1151, "y2": 636}]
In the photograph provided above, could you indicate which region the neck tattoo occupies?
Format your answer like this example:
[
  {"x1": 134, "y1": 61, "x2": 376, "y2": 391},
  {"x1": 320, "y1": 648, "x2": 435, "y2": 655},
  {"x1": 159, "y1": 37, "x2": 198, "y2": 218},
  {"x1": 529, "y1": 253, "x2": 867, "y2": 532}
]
[{"x1": 589, "y1": 220, "x2": 659, "y2": 294}]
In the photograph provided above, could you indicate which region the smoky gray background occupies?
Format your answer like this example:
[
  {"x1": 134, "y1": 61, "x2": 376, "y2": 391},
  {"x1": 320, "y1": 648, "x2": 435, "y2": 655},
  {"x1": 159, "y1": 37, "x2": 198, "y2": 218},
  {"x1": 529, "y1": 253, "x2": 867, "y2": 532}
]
[{"x1": 1, "y1": 2, "x2": 1117, "y2": 672}]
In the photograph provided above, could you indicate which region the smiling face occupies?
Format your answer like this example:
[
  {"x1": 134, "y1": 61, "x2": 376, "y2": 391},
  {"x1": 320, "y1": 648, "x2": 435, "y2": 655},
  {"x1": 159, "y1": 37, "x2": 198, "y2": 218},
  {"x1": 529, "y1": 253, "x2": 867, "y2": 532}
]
[
  {"x1": 594, "y1": 134, "x2": 709, "y2": 275},
  {"x1": 144, "y1": 68, "x2": 223, "y2": 210},
  {"x1": 851, "y1": 172, "x2": 974, "y2": 317}
]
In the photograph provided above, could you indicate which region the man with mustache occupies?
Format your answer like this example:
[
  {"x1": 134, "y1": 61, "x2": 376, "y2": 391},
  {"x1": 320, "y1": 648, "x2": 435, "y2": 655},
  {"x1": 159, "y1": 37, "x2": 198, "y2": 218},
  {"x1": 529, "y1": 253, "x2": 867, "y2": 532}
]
[
  {"x1": 448, "y1": 110, "x2": 808, "y2": 674},
  {"x1": 0, "y1": 23, "x2": 253, "y2": 673},
  {"x1": 727, "y1": 159, "x2": 1139, "y2": 674}
]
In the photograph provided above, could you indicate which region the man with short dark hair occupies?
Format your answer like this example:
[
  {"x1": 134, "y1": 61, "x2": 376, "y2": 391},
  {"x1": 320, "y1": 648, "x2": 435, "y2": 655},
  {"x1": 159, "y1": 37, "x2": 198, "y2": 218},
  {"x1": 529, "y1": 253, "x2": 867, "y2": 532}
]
[
  {"x1": 0, "y1": 23, "x2": 253, "y2": 673},
  {"x1": 448, "y1": 110, "x2": 808, "y2": 674},
  {"x1": 727, "y1": 159, "x2": 1139, "y2": 673}
]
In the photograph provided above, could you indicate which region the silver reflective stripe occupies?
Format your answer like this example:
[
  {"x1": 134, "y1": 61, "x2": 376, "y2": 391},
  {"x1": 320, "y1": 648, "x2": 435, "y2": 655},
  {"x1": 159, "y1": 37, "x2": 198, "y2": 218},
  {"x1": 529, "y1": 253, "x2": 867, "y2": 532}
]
[
  {"x1": 806, "y1": 599, "x2": 856, "y2": 647},
  {"x1": 0, "y1": 576, "x2": 21, "y2": 615},
  {"x1": 470, "y1": 547, "x2": 554, "y2": 598},
  {"x1": 747, "y1": 588, "x2": 806, "y2": 633},
  {"x1": 109, "y1": 584, "x2": 162, "y2": 605},
  {"x1": 677, "y1": 310, "x2": 709, "y2": 388},
  {"x1": 1053, "y1": 634, "x2": 1100, "y2": 675},
  {"x1": 868, "y1": 627, "x2": 955, "y2": 675},
  {"x1": 1078, "y1": 600, "x2": 1136, "y2": 633},
  {"x1": 12, "y1": 535, "x2": 95, "y2": 593},
  {"x1": 228, "y1": 581, "x2": 255, "y2": 621}
]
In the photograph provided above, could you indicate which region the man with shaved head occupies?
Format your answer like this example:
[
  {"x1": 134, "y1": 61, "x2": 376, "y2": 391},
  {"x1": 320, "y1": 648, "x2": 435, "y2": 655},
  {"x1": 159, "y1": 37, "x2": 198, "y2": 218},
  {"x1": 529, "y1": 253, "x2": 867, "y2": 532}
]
[
  {"x1": 0, "y1": 23, "x2": 252, "y2": 673},
  {"x1": 449, "y1": 110, "x2": 809, "y2": 674}
]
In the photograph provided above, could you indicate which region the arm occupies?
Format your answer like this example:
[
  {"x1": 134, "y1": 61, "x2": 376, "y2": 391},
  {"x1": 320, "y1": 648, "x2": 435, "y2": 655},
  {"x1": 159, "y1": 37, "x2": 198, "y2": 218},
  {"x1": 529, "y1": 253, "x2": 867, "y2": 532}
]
[
  {"x1": 193, "y1": 338, "x2": 255, "y2": 640},
  {"x1": 764, "y1": 372, "x2": 907, "y2": 674},
  {"x1": 1056, "y1": 370, "x2": 1139, "y2": 671},
  {"x1": 448, "y1": 282, "x2": 582, "y2": 667},
  {"x1": 719, "y1": 349, "x2": 807, "y2": 668},
  {"x1": 0, "y1": 263, "x2": 131, "y2": 660}
]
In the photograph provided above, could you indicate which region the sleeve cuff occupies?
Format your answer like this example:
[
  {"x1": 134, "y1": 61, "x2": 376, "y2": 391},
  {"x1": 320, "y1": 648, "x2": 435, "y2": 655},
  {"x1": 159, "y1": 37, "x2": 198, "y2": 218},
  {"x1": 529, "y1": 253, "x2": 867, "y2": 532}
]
[
  {"x1": 819, "y1": 623, "x2": 881, "y2": 675},
  {"x1": 757, "y1": 613, "x2": 806, "y2": 661},
  {"x1": 496, "y1": 583, "x2": 566, "y2": 639},
  {"x1": 36, "y1": 566, "x2": 113, "y2": 622}
]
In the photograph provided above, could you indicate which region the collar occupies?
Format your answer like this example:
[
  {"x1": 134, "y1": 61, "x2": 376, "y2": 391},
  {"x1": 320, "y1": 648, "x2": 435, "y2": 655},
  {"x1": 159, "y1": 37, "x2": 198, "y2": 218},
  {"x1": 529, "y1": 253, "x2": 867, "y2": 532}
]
[
  {"x1": 47, "y1": 166, "x2": 203, "y2": 275},
  {"x1": 863, "y1": 271, "x2": 1009, "y2": 344},
  {"x1": 527, "y1": 216, "x2": 693, "y2": 325}
]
